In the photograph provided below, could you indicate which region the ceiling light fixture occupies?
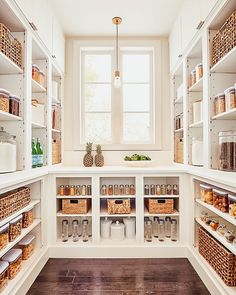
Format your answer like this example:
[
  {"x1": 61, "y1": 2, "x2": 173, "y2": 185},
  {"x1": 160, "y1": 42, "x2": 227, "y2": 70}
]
[{"x1": 112, "y1": 16, "x2": 122, "y2": 89}]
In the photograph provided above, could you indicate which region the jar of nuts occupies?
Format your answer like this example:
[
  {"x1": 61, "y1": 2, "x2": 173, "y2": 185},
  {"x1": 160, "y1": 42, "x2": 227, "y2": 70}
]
[
  {"x1": 22, "y1": 206, "x2": 34, "y2": 228},
  {"x1": 2, "y1": 249, "x2": 22, "y2": 280},
  {"x1": 18, "y1": 235, "x2": 35, "y2": 260},
  {"x1": 0, "y1": 223, "x2": 9, "y2": 250},
  {"x1": 213, "y1": 189, "x2": 229, "y2": 213},
  {"x1": 0, "y1": 261, "x2": 9, "y2": 291},
  {"x1": 9, "y1": 215, "x2": 22, "y2": 242}
]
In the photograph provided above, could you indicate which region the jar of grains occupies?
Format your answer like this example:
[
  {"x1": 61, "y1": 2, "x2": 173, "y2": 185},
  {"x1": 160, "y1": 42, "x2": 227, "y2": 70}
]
[
  {"x1": 225, "y1": 86, "x2": 236, "y2": 111},
  {"x1": 214, "y1": 93, "x2": 225, "y2": 115},
  {"x1": 0, "y1": 88, "x2": 10, "y2": 113},
  {"x1": 219, "y1": 131, "x2": 236, "y2": 171}
]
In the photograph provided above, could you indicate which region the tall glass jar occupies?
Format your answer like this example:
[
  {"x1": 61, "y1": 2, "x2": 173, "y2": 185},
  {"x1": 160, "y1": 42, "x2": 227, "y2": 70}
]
[
  {"x1": 0, "y1": 127, "x2": 17, "y2": 173},
  {"x1": 152, "y1": 217, "x2": 159, "y2": 238},
  {"x1": 145, "y1": 220, "x2": 152, "y2": 242},
  {"x1": 158, "y1": 219, "x2": 165, "y2": 242},
  {"x1": 72, "y1": 220, "x2": 79, "y2": 242},
  {"x1": 219, "y1": 131, "x2": 236, "y2": 171},
  {"x1": 82, "y1": 219, "x2": 89, "y2": 242},
  {"x1": 165, "y1": 217, "x2": 171, "y2": 238},
  {"x1": 171, "y1": 219, "x2": 178, "y2": 242},
  {"x1": 61, "y1": 220, "x2": 69, "y2": 242}
]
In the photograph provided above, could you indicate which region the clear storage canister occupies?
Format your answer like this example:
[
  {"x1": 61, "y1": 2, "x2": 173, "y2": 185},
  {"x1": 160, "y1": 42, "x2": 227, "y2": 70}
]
[
  {"x1": 214, "y1": 93, "x2": 225, "y2": 115},
  {"x1": 22, "y1": 205, "x2": 34, "y2": 228},
  {"x1": 190, "y1": 69, "x2": 196, "y2": 87},
  {"x1": 0, "y1": 224, "x2": 9, "y2": 250},
  {"x1": 171, "y1": 219, "x2": 178, "y2": 242},
  {"x1": 18, "y1": 235, "x2": 35, "y2": 260},
  {"x1": 61, "y1": 219, "x2": 69, "y2": 242},
  {"x1": 229, "y1": 194, "x2": 236, "y2": 218},
  {"x1": 0, "y1": 127, "x2": 16, "y2": 173},
  {"x1": 38, "y1": 71, "x2": 45, "y2": 87},
  {"x1": 200, "y1": 184, "x2": 213, "y2": 205},
  {"x1": 145, "y1": 220, "x2": 152, "y2": 242},
  {"x1": 9, "y1": 95, "x2": 20, "y2": 116},
  {"x1": 0, "y1": 261, "x2": 9, "y2": 291},
  {"x1": 192, "y1": 137, "x2": 203, "y2": 166},
  {"x1": 196, "y1": 63, "x2": 203, "y2": 81},
  {"x1": 32, "y1": 64, "x2": 40, "y2": 82},
  {"x1": 213, "y1": 189, "x2": 228, "y2": 213},
  {"x1": 2, "y1": 249, "x2": 22, "y2": 280},
  {"x1": 9, "y1": 215, "x2": 22, "y2": 242},
  {"x1": 225, "y1": 86, "x2": 236, "y2": 111},
  {"x1": 219, "y1": 131, "x2": 236, "y2": 171},
  {"x1": 0, "y1": 88, "x2": 10, "y2": 113}
]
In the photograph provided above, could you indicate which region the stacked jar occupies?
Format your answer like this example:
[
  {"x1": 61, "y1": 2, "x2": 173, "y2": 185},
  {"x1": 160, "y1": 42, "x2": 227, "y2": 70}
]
[{"x1": 219, "y1": 131, "x2": 236, "y2": 171}]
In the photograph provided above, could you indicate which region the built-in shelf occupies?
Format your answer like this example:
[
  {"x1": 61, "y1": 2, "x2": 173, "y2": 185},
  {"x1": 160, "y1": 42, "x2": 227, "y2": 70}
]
[
  {"x1": 52, "y1": 128, "x2": 61, "y2": 133},
  {"x1": 100, "y1": 195, "x2": 136, "y2": 199},
  {"x1": 189, "y1": 121, "x2": 203, "y2": 128},
  {"x1": 56, "y1": 195, "x2": 92, "y2": 199},
  {"x1": 52, "y1": 98, "x2": 61, "y2": 104},
  {"x1": 32, "y1": 79, "x2": 46, "y2": 93},
  {"x1": 174, "y1": 96, "x2": 183, "y2": 104},
  {"x1": 57, "y1": 209, "x2": 92, "y2": 217},
  {"x1": 56, "y1": 238, "x2": 92, "y2": 244},
  {"x1": 144, "y1": 195, "x2": 179, "y2": 199},
  {"x1": 100, "y1": 208, "x2": 136, "y2": 217},
  {"x1": 189, "y1": 77, "x2": 203, "y2": 92},
  {"x1": 196, "y1": 199, "x2": 236, "y2": 227},
  {"x1": 174, "y1": 128, "x2": 184, "y2": 133},
  {"x1": 0, "y1": 200, "x2": 40, "y2": 227},
  {"x1": 211, "y1": 46, "x2": 236, "y2": 73},
  {"x1": 100, "y1": 238, "x2": 136, "y2": 245},
  {"x1": 144, "y1": 208, "x2": 179, "y2": 217},
  {"x1": 0, "y1": 219, "x2": 41, "y2": 258},
  {"x1": 32, "y1": 122, "x2": 46, "y2": 129},
  {"x1": 195, "y1": 217, "x2": 236, "y2": 255},
  {"x1": 212, "y1": 108, "x2": 236, "y2": 120},
  {"x1": 0, "y1": 51, "x2": 23, "y2": 75},
  {"x1": 0, "y1": 110, "x2": 23, "y2": 121}
]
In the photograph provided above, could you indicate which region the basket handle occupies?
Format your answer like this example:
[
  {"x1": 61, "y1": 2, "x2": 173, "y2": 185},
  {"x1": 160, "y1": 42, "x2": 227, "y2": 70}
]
[
  {"x1": 156, "y1": 199, "x2": 166, "y2": 204},
  {"x1": 70, "y1": 199, "x2": 79, "y2": 204},
  {"x1": 114, "y1": 199, "x2": 124, "y2": 205}
]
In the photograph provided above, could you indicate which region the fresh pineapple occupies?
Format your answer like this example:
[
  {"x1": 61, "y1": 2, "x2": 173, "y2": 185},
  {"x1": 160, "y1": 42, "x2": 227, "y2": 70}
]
[
  {"x1": 95, "y1": 144, "x2": 104, "y2": 167},
  {"x1": 83, "y1": 142, "x2": 93, "y2": 167}
]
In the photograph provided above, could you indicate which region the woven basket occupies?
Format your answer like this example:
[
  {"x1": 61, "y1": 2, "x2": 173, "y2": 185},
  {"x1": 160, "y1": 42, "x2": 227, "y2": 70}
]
[
  {"x1": 198, "y1": 227, "x2": 236, "y2": 286},
  {"x1": 10, "y1": 38, "x2": 22, "y2": 68},
  {"x1": 0, "y1": 23, "x2": 11, "y2": 58},
  {"x1": 107, "y1": 199, "x2": 131, "y2": 214},
  {"x1": 0, "y1": 187, "x2": 31, "y2": 221},
  {"x1": 146, "y1": 198, "x2": 174, "y2": 214},
  {"x1": 62, "y1": 198, "x2": 91, "y2": 214},
  {"x1": 52, "y1": 140, "x2": 61, "y2": 164}
]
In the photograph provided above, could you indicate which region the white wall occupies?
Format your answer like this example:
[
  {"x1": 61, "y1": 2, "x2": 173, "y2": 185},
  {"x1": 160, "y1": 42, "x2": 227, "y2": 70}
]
[{"x1": 63, "y1": 37, "x2": 172, "y2": 166}]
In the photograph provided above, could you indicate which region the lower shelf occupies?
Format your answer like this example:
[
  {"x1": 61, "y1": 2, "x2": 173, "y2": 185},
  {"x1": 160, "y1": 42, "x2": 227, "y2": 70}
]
[{"x1": 57, "y1": 210, "x2": 92, "y2": 217}]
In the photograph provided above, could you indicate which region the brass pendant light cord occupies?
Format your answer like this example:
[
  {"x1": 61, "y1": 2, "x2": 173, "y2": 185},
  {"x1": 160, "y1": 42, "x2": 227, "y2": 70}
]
[{"x1": 116, "y1": 21, "x2": 119, "y2": 71}]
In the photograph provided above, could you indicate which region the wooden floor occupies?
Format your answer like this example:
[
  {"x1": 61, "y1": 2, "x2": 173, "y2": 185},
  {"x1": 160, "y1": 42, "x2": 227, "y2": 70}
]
[{"x1": 27, "y1": 258, "x2": 210, "y2": 295}]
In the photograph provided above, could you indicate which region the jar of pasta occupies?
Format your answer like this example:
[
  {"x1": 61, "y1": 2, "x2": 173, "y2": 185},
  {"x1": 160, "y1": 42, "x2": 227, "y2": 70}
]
[
  {"x1": 200, "y1": 184, "x2": 213, "y2": 204},
  {"x1": 0, "y1": 88, "x2": 10, "y2": 113},
  {"x1": 18, "y1": 235, "x2": 35, "y2": 260},
  {"x1": 2, "y1": 249, "x2": 22, "y2": 280}
]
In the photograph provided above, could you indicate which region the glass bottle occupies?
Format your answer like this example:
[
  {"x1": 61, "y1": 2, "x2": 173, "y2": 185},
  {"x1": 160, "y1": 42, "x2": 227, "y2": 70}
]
[
  {"x1": 158, "y1": 219, "x2": 165, "y2": 242},
  {"x1": 81, "y1": 185, "x2": 87, "y2": 196},
  {"x1": 114, "y1": 185, "x2": 119, "y2": 195},
  {"x1": 119, "y1": 185, "x2": 124, "y2": 195},
  {"x1": 32, "y1": 137, "x2": 37, "y2": 168},
  {"x1": 144, "y1": 185, "x2": 150, "y2": 195},
  {"x1": 171, "y1": 219, "x2": 178, "y2": 242},
  {"x1": 65, "y1": 185, "x2": 70, "y2": 196},
  {"x1": 166, "y1": 185, "x2": 172, "y2": 195},
  {"x1": 72, "y1": 220, "x2": 79, "y2": 242},
  {"x1": 130, "y1": 185, "x2": 136, "y2": 195},
  {"x1": 108, "y1": 185, "x2": 113, "y2": 195},
  {"x1": 59, "y1": 185, "x2": 65, "y2": 196},
  {"x1": 82, "y1": 219, "x2": 89, "y2": 242},
  {"x1": 125, "y1": 184, "x2": 130, "y2": 195},
  {"x1": 161, "y1": 185, "x2": 166, "y2": 195},
  {"x1": 165, "y1": 217, "x2": 171, "y2": 238},
  {"x1": 70, "y1": 185, "x2": 76, "y2": 196},
  {"x1": 61, "y1": 220, "x2": 69, "y2": 242},
  {"x1": 87, "y1": 185, "x2": 92, "y2": 196},
  {"x1": 145, "y1": 220, "x2": 152, "y2": 242},
  {"x1": 173, "y1": 184, "x2": 179, "y2": 195},
  {"x1": 36, "y1": 138, "x2": 43, "y2": 167},
  {"x1": 150, "y1": 184, "x2": 155, "y2": 195},
  {"x1": 153, "y1": 216, "x2": 159, "y2": 238},
  {"x1": 76, "y1": 185, "x2": 81, "y2": 195},
  {"x1": 101, "y1": 185, "x2": 107, "y2": 195},
  {"x1": 156, "y1": 185, "x2": 161, "y2": 195}
]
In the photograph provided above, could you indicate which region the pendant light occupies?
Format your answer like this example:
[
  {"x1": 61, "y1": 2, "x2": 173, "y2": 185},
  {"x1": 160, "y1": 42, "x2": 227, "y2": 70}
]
[{"x1": 112, "y1": 16, "x2": 122, "y2": 88}]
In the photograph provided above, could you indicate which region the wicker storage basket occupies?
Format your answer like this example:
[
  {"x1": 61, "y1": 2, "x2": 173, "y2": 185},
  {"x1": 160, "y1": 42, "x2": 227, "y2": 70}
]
[
  {"x1": 146, "y1": 198, "x2": 174, "y2": 214},
  {"x1": 198, "y1": 227, "x2": 236, "y2": 286},
  {"x1": 0, "y1": 23, "x2": 11, "y2": 58},
  {"x1": 10, "y1": 38, "x2": 22, "y2": 68},
  {"x1": 107, "y1": 199, "x2": 131, "y2": 214},
  {"x1": 175, "y1": 137, "x2": 183, "y2": 164},
  {"x1": 62, "y1": 198, "x2": 91, "y2": 214},
  {"x1": 52, "y1": 140, "x2": 61, "y2": 164},
  {"x1": 0, "y1": 187, "x2": 31, "y2": 221}
]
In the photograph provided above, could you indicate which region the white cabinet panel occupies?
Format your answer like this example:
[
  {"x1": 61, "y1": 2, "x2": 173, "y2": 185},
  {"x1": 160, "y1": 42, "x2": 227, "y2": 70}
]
[
  {"x1": 169, "y1": 16, "x2": 182, "y2": 71},
  {"x1": 52, "y1": 17, "x2": 65, "y2": 72},
  {"x1": 201, "y1": 0, "x2": 218, "y2": 21},
  {"x1": 14, "y1": 0, "x2": 33, "y2": 22}
]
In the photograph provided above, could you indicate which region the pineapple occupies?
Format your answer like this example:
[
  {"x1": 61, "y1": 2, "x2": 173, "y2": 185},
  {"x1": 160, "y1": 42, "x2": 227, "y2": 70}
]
[
  {"x1": 95, "y1": 144, "x2": 104, "y2": 167},
  {"x1": 83, "y1": 142, "x2": 93, "y2": 167}
]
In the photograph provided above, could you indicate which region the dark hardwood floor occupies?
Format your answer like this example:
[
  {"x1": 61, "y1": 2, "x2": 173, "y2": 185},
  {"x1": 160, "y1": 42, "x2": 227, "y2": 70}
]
[{"x1": 27, "y1": 258, "x2": 210, "y2": 295}]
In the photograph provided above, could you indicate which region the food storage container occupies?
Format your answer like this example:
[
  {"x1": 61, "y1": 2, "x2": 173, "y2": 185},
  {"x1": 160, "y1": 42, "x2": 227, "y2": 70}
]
[
  {"x1": 86, "y1": 185, "x2": 92, "y2": 196},
  {"x1": 64, "y1": 185, "x2": 70, "y2": 196},
  {"x1": 101, "y1": 185, "x2": 107, "y2": 195},
  {"x1": 192, "y1": 137, "x2": 203, "y2": 166},
  {"x1": 0, "y1": 127, "x2": 16, "y2": 173},
  {"x1": 144, "y1": 185, "x2": 149, "y2": 195},
  {"x1": 173, "y1": 184, "x2": 179, "y2": 195},
  {"x1": 144, "y1": 220, "x2": 152, "y2": 242},
  {"x1": 0, "y1": 261, "x2": 8, "y2": 291},
  {"x1": 9, "y1": 215, "x2": 22, "y2": 242},
  {"x1": 62, "y1": 198, "x2": 91, "y2": 214},
  {"x1": 0, "y1": 223, "x2": 9, "y2": 250},
  {"x1": 146, "y1": 198, "x2": 174, "y2": 214},
  {"x1": 22, "y1": 205, "x2": 34, "y2": 228},
  {"x1": 38, "y1": 71, "x2": 45, "y2": 87},
  {"x1": 123, "y1": 217, "x2": 135, "y2": 239},
  {"x1": 59, "y1": 185, "x2": 65, "y2": 196},
  {"x1": 119, "y1": 185, "x2": 124, "y2": 195},
  {"x1": 18, "y1": 235, "x2": 35, "y2": 260},
  {"x1": 213, "y1": 189, "x2": 229, "y2": 213},
  {"x1": 32, "y1": 64, "x2": 40, "y2": 82},
  {"x1": 110, "y1": 221, "x2": 125, "y2": 241},
  {"x1": 158, "y1": 219, "x2": 165, "y2": 242},
  {"x1": 217, "y1": 224, "x2": 227, "y2": 236},
  {"x1": 101, "y1": 217, "x2": 112, "y2": 239},
  {"x1": 125, "y1": 184, "x2": 130, "y2": 195},
  {"x1": 166, "y1": 185, "x2": 172, "y2": 195},
  {"x1": 61, "y1": 219, "x2": 69, "y2": 242},
  {"x1": 200, "y1": 211, "x2": 208, "y2": 223},
  {"x1": 152, "y1": 217, "x2": 159, "y2": 238},
  {"x1": 193, "y1": 100, "x2": 202, "y2": 123},
  {"x1": 190, "y1": 69, "x2": 196, "y2": 87},
  {"x1": 130, "y1": 185, "x2": 135, "y2": 195},
  {"x1": 161, "y1": 185, "x2": 166, "y2": 195},
  {"x1": 165, "y1": 216, "x2": 171, "y2": 238},
  {"x1": 107, "y1": 199, "x2": 131, "y2": 214},
  {"x1": 225, "y1": 86, "x2": 236, "y2": 111},
  {"x1": 0, "y1": 88, "x2": 10, "y2": 112},
  {"x1": 156, "y1": 185, "x2": 161, "y2": 195},
  {"x1": 200, "y1": 184, "x2": 213, "y2": 204},
  {"x1": 196, "y1": 63, "x2": 203, "y2": 81},
  {"x1": 224, "y1": 230, "x2": 235, "y2": 243},
  {"x1": 108, "y1": 185, "x2": 113, "y2": 195},
  {"x1": 72, "y1": 220, "x2": 79, "y2": 242},
  {"x1": 2, "y1": 249, "x2": 22, "y2": 279},
  {"x1": 31, "y1": 99, "x2": 45, "y2": 126},
  {"x1": 70, "y1": 185, "x2": 75, "y2": 196},
  {"x1": 9, "y1": 95, "x2": 20, "y2": 116},
  {"x1": 219, "y1": 131, "x2": 236, "y2": 171},
  {"x1": 75, "y1": 185, "x2": 81, "y2": 195},
  {"x1": 171, "y1": 219, "x2": 178, "y2": 241},
  {"x1": 150, "y1": 184, "x2": 155, "y2": 195},
  {"x1": 214, "y1": 93, "x2": 225, "y2": 115},
  {"x1": 229, "y1": 194, "x2": 236, "y2": 218},
  {"x1": 210, "y1": 219, "x2": 219, "y2": 231}
]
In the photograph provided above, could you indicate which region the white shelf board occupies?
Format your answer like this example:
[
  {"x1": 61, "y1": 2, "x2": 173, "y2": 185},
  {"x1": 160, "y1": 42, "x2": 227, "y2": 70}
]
[
  {"x1": 52, "y1": 97, "x2": 61, "y2": 104},
  {"x1": 211, "y1": 46, "x2": 236, "y2": 73},
  {"x1": 196, "y1": 217, "x2": 236, "y2": 255},
  {"x1": 56, "y1": 195, "x2": 92, "y2": 199},
  {"x1": 0, "y1": 110, "x2": 23, "y2": 121},
  {"x1": 212, "y1": 108, "x2": 236, "y2": 120},
  {"x1": 189, "y1": 77, "x2": 203, "y2": 92},
  {"x1": 56, "y1": 237, "x2": 93, "y2": 244},
  {"x1": 100, "y1": 238, "x2": 137, "y2": 245},
  {"x1": 144, "y1": 195, "x2": 179, "y2": 198},
  {"x1": 0, "y1": 51, "x2": 23, "y2": 74},
  {"x1": 100, "y1": 195, "x2": 136, "y2": 199},
  {"x1": 189, "y1": 121, "x2": 203, "y2": 128},
  {"x1": 0, "y1": 200, "x2": 40, "y2": 227},
  {"x1": 57, "y1": 209, "x2": 92, "y2": 217},
  {"x1": 144, "y1": 237, "x2": 179, "y2": 245},
  {"x1": 144, "y1": 208, "x2": 179, "y2": 217},
  {"x1": 32, "y1": 121, "x2": 46, "y2": 129},
  {"x1": 174, "y1": 96, "x2": 183, "y2": 104},
  {"x1": 196, "y1": 199, "x2": 236, "y2": 227},
  {"x1": 100, "y1": 208, "x2": 136, "y2": 217},
  {"x1": 0, "y1": 219, "x2": 41, "y2": 258},
  {"x1": 174, "y1": 128, "x2": 184, "y2": 133},
  {"x1": 52, "y1": 128, "x2": 61, "y2": 133},
  {"x1": 32, "y1": 79, "x2": 46, "y2": 93}
]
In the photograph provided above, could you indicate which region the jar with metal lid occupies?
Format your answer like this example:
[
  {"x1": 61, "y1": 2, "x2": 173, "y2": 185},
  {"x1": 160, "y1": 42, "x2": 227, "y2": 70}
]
[
  {"x1": 217, "y1": 224, "x2": 227, "y2": 236},
  {"x1": 224, "y1": 230, "x2": 235, "y2": 244},
  {"x1": 200, "y1": 184, "x2": 213, "y2": 204},
  {"x1": 0, "y1": 127, "x2": 16, "y2": 173},
  {"x1": 0, "y1": 88, "x2": 10, "y2": 113},
  {"x1": 101, "y1": 217, "x2": 112, "y2": 239},
  {"x1": 219, "y1": 131, "x2": 236, "y2": 171},
  {"x1": 59, "y1": 185, "x2": 65, "y2": 196},
  {"x1": 9, "y1": 215, "x2": 22, "y2": 242},
  {"x1": 166, "y1": 185, "x2": 172, "y2": 195},
  {"x1": 72, "y1": 220, "x2": 79, "y2": 242},
  {"x1": 150, "y1": 184, "x2": 155, "y2": 195},
  {"x1": 158, "y1": 219, "x2": 165, "y2": 242},
  {"x1": 70, "y1": 185, "x2": 76, "y2": 196},
  {"x1": 108, "y1": 185, "x2": 114, "y2": 195},
  {"x1": 144, "y1": 185, "x2": 149, "y2": 195},
  {"x1": 86, "y1": 185, "x2": 92, "y2": 196},
  {"x1": 173, "y1": 184, "x2": 179, "y2": 195},
  {"x1": 196, "y1": 63, "x2": 203, "y2": 81},
  {"x1": 210, "y1": 219, "x2": 219, "y2": 231},
  {"x1": 214, "y1": 93, "x2": 225, "y2": 115},
  {"x1": 123, "y1": 217, "x2": 136, "y2": 239},
  {"x1": 119, "y1": 185, "x2": 124, "y2": 195},
  {"x1": 18, "y1": 235, "x2": 35, "y2": 260},
  {"x1": 145, "y1": 220, "x2": 152, "y2": 242},
  {"x1": 2, "y1": 249, "x2": 22, "y2": 280},
  {"x1": 111, "y1": 221, "x2": 125, "y2": 241},
  {"x1": 171, "y1": 219, "x2": 178, "y2": 241},
  {"x1": 32, "y1": 64, "x2": 40, "y2": 82},
  {"x1": 192, "y1": 137, "x2": 203, "y2": 166},
  {"x1": 101, "y1": 185, "x2": 107, "y2": 195},
  {"x1": 130, "y1": 185, "x2": 135, "y2": 195},
  {"x1": 64, "y1": 185, "x2": 70, "y2": 196},
  {"x1": 22, "y1": 205, "x2": 34, "y2": 228},
  {"x1": 61, "y1": 219, "x2": 69, "y2": 242},
  {"x1": 213, "y1": 189, "x2": 229, "y2": 212},
  {"x1": 114, "y1": 185, "x2": 119, "y2": 195},
  {"x1": 0, "y1": 223, "x2": 9, "y2": 250},
  {"x1": 225, "y1": 86, "x2": 236, "y2": 111},
  {"x1": 190, "y1": 69, "x2": 196, "y2": 87},
  {"x1": 200, "y1": 211, "x2": 208, "y2": 223},
  {"x1": 156, "y1": 185, "x2": 161, "y2": 195},
  {"x1": 165, "y1": 216, "x2": 171, "y2": 238},
  {"x1": 9, "y1": 95, "x2": 20, "y2": 116},
  {"x1": 161, "y1": 184, "x2": 166, "y2": 195},
  {"x1": 81, "y1": 185, "x2": 87, "y2": 196},
  {"x1": 38, "y1": 71, "x2": 45, "y2": 87},
  {"x1": 76, "y1": 185, "x2": 81, "y2": 195},
  {"x1": 0, "y1": 261, "x2": 9, "y2": 291},
  {"x1": 152, "y1": 217, "x2": 159, "y2": 238},
  {"x1": 125, "y1": 184, "x2": 130, "y2": 195}
]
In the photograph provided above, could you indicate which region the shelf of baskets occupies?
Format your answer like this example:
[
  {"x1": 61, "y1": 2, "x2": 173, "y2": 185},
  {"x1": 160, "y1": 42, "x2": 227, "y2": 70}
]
[
  {"x1": 144, "y1": 208, "x2": 179, "y2": 217},
  {"x1": 0, "y1": 51, "x2": 23, "y2": 75},
  {"x1": 211, "y1": 46, "x2": 236, "y2": 73}
]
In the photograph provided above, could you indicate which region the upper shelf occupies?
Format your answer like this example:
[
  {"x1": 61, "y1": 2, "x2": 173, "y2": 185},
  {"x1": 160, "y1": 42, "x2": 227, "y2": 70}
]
[
  {"x1": 189, "y1": 77, "x2": 203, "y2": 92},
  {"x1": 0, "y1": 110, "x2": 23, "y2": 121},
  {"x1": 212, "y1": 108, "x2": 236, "y2": 120},
  {"x1": 0, "y1": 51, "x2": 23, "y2": 75},
  {"x1": 211, "y1": 46, "x2": 236, "y2": 73},
  {"x1": 32, "y1": 79, "x2": 46, "y2": 93}
]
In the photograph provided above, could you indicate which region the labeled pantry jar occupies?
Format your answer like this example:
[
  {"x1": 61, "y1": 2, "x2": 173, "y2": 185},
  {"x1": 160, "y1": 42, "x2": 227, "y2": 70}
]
[
  {"x1": 214, "y1": 93, "x2": 225, "y2": 115},
  {"x1": 2, "y1": 249, "x2": 22, "y2": 280},
  {"x1": 9, "y1": 215, "x2": 23, "y2": 242},
  {"x1": 18, "y1": 235, "x2": 35, "y2": 260},
  {"x1": 0, "y1": 88, "x2": 10, "y2": 113},
  {"x1": 0, "y1": 261, "x2": 9, "y2": 291},
  {"x1": 219, "y1": 131, "x2": 236, "y2": 171},
  {"x1": 0, "y1": 223, "x2": 9, "y2": 250},
  {"x1": 200, "y1": 184, "x2": 213, "y2": 205},
  {"x1": 225, "y1": 86, "x2": 236, "y2": 111}
]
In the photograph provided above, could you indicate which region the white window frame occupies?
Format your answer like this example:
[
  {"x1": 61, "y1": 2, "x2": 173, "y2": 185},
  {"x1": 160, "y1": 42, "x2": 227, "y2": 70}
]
[{"x1": 72, "y1": 38, "x2": 162, "y2": 151}]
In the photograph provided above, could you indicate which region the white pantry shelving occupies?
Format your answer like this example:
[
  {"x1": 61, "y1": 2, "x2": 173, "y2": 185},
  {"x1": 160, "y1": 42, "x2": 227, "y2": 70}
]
[
  {"x1": 0, "y1": 110, "x2": 23, "y2": 121},
  {"x1": 0, "y1": 51, "x2": 23, "y2": 75}
]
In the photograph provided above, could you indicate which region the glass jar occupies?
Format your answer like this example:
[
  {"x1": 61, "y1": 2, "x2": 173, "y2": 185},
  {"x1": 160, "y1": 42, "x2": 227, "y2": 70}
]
[
  {"x1": 152, "y1": 217, "x2": 159, "y2": 238},
  {"x1": 225, "y1": 86, "x2": 236, "y2": 111},
  {"x1": 59, "y1": 185, "x2": 65, "y2": 196},
  {"x1": 150, "y1": 184, "x2": 155, "y2": 195},
  {"x1": 156, "y1": 185, "x2": 161, "y2": 195},
  {"x1": 145, "y1": 220, "x2": 152, "y2": 242},
  {"x1": 196, "y1": 63, "x2": 203, "y2": 81},
  {"x1": 205, "y1": 215, "x2": 213, "y2": 226},
  {"x1": 114, "y1": 185, "x2": 119, "y2": 195},
  {"x1": 0, "y1": 127, "x2": 17, "y2": 173},
  {"x1": 161, "y1": 185, "x2": 166, "y2": 195},
  {"x1": 190, "y1": 69, "x2": 196, "y2": 87},
  {"x1": 64, "y1": 185, "x2": 70, "y2": 196},
  {"x1": 0, "y1": 88, "x2": 10, "y2": 113},
  {"x1": 219, "y1": 131, "x2": 236, "y2": 171},
  {"x1": 38, "y1": 71, "x2": 45, "y2": 87},
  {"x1": 81, "y1": 185, "x2": 87, "y2": 196},
  {"x1": 229, "y1": 194, "x2": 236, "y2": 218},
  {"x1": 192, "y1": 137, "x2": 203, "y2": 166},
  {"x1": 76, "y1": 185, "x2": 81, "y2": 195},
  {"x1": 9, "y1": 95, "x2": 20, "y2": 116},
  {"x1": 171, "y1": 219, "x2": 178, "y2": 242},
  {"x1": 173, "y1": 184, "x2": 179, "y2": 195},
  {"x1": 166, "y1": 185, "x2": 172, "y2": 195},
  {"x1": 125, "y1": 184, "x2": 130, "y2": 195},
  {"x1": 87, "y1": 185, "x2": 92, "y2": 196},
  {"x1": 108, "y1": 185, "x2": 113, "y2": 195},
  {"x1": 144, "y1": 185, "x2": 149, "y2": 195},
  {"x1": 22, "y1": 206, "x2": 34, "y2": 228},
  {"x1": 130, "y1": 185, "x2": 136, "y2": 195},
  {"x1": 200, "y1": 184, "x2": 213, "y2": 205},
  {"x1": 18, "y1": 235, "x2": 35, "y2": 260},
  {"x1": 0, "y1": 261, "x2": 9, "y2": 291},
  {"x1": 0, "y1": 224, "x2": 9, "y2": 250},
  {"x1": 119, "y1": 185, "x2": 124, "y2": 195},
  {"x1": 101, "y1": 185, "x2": 107, "y2": 195},
  {"x1": 70, "y1": 185, "x2": 76, "y2": 196},
  {"x1": 224, "y1": 230, "x2": 235, "y2": 244},
  {"x1": 32, "y1": 64, "x2": 40, "y2": 82},
  {"x1": 2, "y1": 249, "x2": 22, "y2": 280},
  {"x1": 165, "y1": 217, "x2": 171, "y2": 238},
  {"x1": 213, "y1": 189, "x2": 229, "y2": 213},
  {"x1": 9, "y1": 215, "x2": 22, "y2": 242},
  {"x1": 61, "y1": 220, "x2": 69, "y2": 242},
  {"x1": 82, "y1": 219, "x2": 89, "y2": 242},
  {"x1": 210, "y1": 219, "x2": 219, "y2": 231},
  {"x1": 72, "y1": 220, "x2": 79, "y2": 242},
  {"x1": 214, "y1": 93, "x2": 226, "y2": 115},
  {"x1": 217, "y1": 224, "x2": 227, "y2": 236},
  {"x1": 158, "y1": 219, "x2": 165, "y2": 242}
]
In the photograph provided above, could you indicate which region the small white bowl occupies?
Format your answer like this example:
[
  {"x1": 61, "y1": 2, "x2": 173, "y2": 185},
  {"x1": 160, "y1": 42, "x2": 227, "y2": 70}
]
[{"x1": 123, "y1": 160, "x2": 153, "y2": 167}]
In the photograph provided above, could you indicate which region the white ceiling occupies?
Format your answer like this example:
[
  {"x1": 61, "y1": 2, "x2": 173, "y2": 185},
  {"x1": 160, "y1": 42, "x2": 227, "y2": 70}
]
[{"x1": 48, "y1": 0, "x2": 184, "y2": 37}]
